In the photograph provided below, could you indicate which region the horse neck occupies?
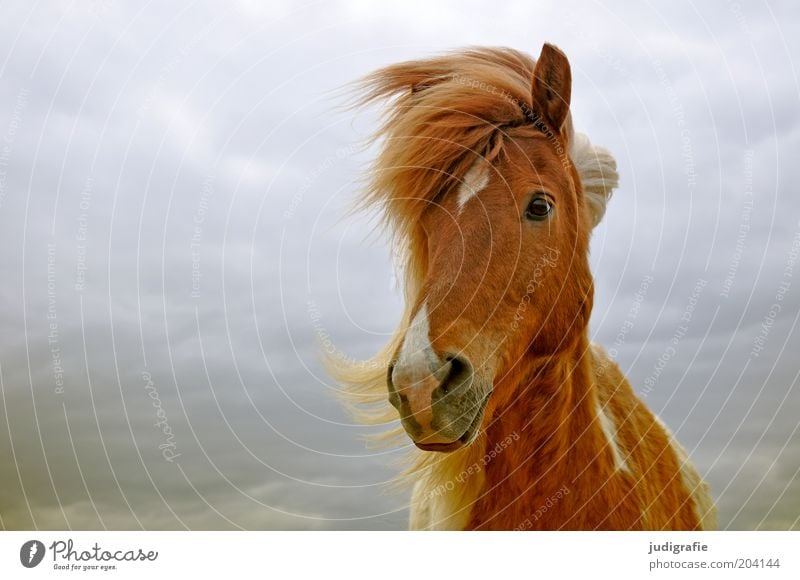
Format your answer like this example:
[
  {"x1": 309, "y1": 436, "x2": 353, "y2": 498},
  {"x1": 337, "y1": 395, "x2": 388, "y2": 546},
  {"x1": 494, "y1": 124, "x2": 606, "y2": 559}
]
[
  {"x1": 462, "y1": 332, "x2": 603, "y2": 529},
  {"x1": 512, "y1": 334, "x2": 596, "y2": 459}
]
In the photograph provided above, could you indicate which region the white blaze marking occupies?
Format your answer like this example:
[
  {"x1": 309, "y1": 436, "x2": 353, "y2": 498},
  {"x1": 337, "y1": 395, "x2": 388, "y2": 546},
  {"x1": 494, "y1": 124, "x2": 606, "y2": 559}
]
[
  {"x1": 456, "y1": 161, "x2": 489, "y2": 211},
  {"x1": 596, "y1": 401, "x2": 631, "y2": 473},
  {"x1": 396, "y1": 304, "x2": 434, "y2": 382}
]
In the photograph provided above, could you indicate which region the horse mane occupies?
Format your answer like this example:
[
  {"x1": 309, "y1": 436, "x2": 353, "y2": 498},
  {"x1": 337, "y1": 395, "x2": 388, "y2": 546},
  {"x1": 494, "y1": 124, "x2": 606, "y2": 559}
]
[{"x1": 327, "y1": 47, "x2": 619, "y2": 494}]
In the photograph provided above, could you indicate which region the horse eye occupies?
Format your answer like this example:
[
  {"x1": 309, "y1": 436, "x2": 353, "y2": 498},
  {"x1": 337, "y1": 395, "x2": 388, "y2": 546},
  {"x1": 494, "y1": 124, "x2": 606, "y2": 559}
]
[{"x1": 525, "y1": 195, "x2": 552, "y2": 221}]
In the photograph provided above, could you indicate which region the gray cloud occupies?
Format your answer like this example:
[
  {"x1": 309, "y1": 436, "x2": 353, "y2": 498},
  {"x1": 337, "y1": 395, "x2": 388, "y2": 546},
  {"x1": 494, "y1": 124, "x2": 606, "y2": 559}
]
[{"x1": 0, "y1": 0, "x2": 798, "y2": 530}]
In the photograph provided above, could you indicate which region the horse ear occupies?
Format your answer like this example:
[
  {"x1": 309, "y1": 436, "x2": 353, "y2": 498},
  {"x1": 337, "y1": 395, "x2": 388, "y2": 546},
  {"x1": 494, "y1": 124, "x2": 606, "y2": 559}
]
[{"x1": 531, "y1": 43, "x2": 571, "y2": 131}]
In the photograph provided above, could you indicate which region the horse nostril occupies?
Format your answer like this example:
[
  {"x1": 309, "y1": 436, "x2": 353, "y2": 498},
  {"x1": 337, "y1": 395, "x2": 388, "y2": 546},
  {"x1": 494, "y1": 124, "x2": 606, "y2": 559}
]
[{"x1": 440, "y1": 354, "x2": 471, "y2": 395}]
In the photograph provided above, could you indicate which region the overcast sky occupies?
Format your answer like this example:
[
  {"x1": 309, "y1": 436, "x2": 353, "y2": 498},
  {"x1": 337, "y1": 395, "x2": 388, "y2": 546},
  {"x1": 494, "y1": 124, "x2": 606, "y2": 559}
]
[{"x1": 0, "y1": 0, "x2": 798, "y2": 530}]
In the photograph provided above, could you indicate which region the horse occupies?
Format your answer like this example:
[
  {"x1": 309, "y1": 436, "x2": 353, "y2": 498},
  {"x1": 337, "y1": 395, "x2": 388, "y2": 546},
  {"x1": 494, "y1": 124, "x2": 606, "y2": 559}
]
[{"x1": 329, "y1": 43, "x2": 716, "y2": 530}]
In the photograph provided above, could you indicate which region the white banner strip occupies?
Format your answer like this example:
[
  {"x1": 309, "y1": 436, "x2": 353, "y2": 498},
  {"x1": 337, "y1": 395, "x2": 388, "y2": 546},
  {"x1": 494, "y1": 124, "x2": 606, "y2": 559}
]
[{"x1": 1, "y1": 531, "x2": 797, "y2": 579}]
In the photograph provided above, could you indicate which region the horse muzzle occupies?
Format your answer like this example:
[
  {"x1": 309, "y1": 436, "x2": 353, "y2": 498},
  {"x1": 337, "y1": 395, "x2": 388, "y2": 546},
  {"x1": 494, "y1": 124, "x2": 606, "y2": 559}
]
[{"x1": 387, "y1": 351, "x2": 491, "y2": 452}]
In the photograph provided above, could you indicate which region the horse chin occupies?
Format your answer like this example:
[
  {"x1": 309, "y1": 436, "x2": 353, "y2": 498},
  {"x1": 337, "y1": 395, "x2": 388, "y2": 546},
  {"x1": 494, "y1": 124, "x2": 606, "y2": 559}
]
[
  {"x1": 414, "y1": 440, "x2": 465, "y2": 453},
  {"x1": 413, "y1": 393, "x2": 489, "y2": 453}
]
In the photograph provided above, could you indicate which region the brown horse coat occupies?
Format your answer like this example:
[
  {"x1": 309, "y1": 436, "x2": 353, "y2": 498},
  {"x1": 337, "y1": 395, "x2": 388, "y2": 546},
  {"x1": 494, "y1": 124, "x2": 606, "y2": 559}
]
[{"x1": 330, "y1": 44, "x2": 716, "y2": 530}]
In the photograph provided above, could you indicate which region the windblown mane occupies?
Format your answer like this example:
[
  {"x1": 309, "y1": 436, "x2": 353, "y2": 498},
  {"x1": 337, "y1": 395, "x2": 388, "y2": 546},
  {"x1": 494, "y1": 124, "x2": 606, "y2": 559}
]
[{"x1": 328, "y1": 47, "x2": 619, "y2": 498}]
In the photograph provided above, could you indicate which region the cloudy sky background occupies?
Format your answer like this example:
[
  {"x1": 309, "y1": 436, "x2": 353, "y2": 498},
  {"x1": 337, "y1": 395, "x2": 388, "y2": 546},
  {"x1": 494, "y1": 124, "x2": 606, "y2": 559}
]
[{"x1": 0, "y1": 0, "x2": 798, "y2": 530}]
